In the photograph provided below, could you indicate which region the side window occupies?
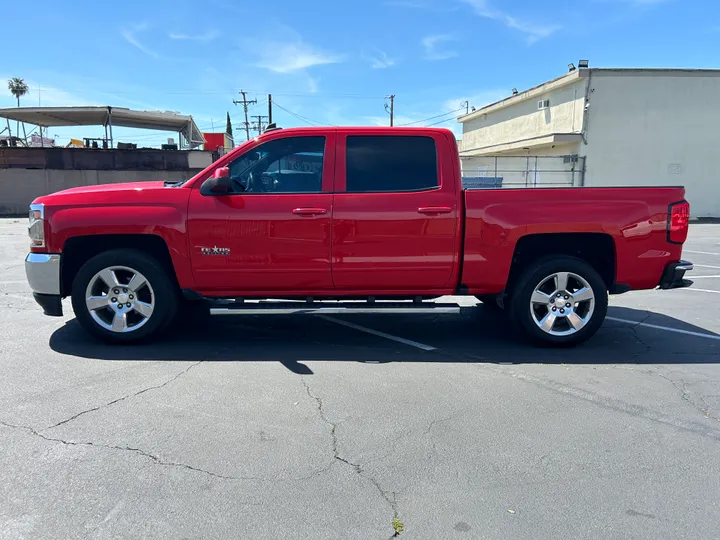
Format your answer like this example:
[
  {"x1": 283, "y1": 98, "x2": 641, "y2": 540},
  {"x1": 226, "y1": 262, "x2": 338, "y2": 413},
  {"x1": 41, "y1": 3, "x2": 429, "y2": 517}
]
[
  {"x1": 346, "y1": 136, "x2": 438, "y2": 193},
  {"x1": 227, "y1": 136, "x2": 325, "y2": 194}
]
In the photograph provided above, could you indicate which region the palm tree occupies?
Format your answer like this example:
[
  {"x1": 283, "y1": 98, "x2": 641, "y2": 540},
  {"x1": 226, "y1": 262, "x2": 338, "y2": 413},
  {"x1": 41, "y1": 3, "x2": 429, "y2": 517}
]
[
  {"x1": 7, "y1": 78, "x2": 30, "y2": 141},
  {"x1": 8, "y1": 77, "x2": 29, "y2": 107}
]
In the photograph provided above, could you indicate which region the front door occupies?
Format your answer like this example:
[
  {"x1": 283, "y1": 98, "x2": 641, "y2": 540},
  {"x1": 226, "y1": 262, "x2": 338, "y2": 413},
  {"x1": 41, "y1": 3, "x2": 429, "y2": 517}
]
[
  {"x1": 187, "y1": 133, "x2": 335, "y2": 294},
  {"x1": 331, "y1": 132, "x2": 459, "y2": 291}
]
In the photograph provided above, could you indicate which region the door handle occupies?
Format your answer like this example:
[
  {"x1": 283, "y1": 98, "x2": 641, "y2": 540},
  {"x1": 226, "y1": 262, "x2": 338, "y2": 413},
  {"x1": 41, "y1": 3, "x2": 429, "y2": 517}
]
[
  {"x1": 418, "y1": 206, "x2": 452, "y2": 215},
  {"x1": 292, "y1": 207, "x2": 328, "y2": 216}
]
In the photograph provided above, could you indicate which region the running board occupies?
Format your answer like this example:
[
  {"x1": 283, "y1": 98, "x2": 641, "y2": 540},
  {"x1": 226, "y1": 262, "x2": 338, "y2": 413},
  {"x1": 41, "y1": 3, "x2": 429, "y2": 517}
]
[{"x1": 209, "y1": 301, "x2": 462, "y2": 316}]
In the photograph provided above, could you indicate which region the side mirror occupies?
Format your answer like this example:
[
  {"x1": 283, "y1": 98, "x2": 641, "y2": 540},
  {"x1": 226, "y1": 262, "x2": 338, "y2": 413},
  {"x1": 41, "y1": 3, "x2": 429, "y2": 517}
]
[{"x1": 200, "y1": 167, "x2": 231, "y2": 196}]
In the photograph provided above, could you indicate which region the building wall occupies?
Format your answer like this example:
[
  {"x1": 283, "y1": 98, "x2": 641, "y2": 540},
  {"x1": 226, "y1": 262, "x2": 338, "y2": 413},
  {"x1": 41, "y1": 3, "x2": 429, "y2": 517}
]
[
  {"x1": 583, "y1": 71, "x2": 720, "y2": 217},
  {"x1": 0, "y1": 169, "x2": 201, "y2": 216},
  {"x1": 461, "y1": 78, "x2": 586, "y2": 154}
]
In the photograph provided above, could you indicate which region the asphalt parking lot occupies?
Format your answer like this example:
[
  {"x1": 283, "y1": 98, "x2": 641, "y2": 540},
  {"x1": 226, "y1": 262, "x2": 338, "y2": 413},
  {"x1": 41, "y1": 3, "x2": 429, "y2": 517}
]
[{"x1": 1, "y1": 219, "x2": 720, "y2": 540}]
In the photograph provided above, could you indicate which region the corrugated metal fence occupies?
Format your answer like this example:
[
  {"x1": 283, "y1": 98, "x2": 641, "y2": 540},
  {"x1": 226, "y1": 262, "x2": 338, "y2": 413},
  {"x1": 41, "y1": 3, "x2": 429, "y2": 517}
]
[{"x1": 461, "y1": 155, "x2": 586, "y2": 189}]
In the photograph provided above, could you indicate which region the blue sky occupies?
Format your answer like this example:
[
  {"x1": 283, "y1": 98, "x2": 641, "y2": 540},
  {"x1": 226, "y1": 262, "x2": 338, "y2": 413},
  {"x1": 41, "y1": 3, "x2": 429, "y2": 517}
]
[{"x1": 2, "y1": 0, "x2": 717, "y2": 147}]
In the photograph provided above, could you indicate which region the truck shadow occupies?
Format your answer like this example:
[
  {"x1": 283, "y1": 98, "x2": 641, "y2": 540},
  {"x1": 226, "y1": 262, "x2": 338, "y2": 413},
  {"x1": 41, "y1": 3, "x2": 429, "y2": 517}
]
[{"x1": 48, "y1": 306, "x2": 720, "y2": 373}]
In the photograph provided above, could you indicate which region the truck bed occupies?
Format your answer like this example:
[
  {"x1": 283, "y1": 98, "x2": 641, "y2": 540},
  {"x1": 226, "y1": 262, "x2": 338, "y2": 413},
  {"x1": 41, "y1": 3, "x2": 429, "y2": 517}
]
[{"x1": 461, "y1": 186, "x2": 687, "y2": 294}]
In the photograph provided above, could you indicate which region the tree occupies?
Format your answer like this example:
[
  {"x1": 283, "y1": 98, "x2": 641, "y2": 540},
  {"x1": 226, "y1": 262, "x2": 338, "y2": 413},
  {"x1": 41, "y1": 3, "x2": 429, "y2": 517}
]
[
  {"x1": 8, "y1": 77, "x2": 29, "y2": 107},
  {"x1": 7, "y1": 78, "x2": 30, "y2": 140},
  {"x1": 225, "y1": 112, "x2": 233, "y2": 136}
]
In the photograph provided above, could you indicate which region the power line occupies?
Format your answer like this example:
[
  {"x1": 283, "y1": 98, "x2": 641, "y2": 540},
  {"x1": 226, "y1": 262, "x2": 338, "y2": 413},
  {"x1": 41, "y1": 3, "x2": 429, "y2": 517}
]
[
  {"x1": 425, "y1": 116, "x2": 461, "y2": 128},
  {"x1": 399, "y1": 107, "x2": 464, "y2": 126},
  {"x1": 272, "y1": 102, "x2": 333, "y2": 127},
  {"x1": 25, "y1": 85, "x2": 382, "y2": 99}
]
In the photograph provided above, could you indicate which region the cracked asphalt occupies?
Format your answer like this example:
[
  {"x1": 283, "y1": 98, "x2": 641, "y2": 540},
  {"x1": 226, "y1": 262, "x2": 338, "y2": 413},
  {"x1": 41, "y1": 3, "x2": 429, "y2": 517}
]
[{"x1": 1, "y1": 219, "x2": 720, "y2": 540}]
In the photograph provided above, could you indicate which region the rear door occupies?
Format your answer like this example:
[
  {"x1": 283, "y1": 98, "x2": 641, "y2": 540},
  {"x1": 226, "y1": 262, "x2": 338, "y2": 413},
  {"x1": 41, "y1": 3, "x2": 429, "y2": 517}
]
[{"x1": 331, "y1": 131, "x2": 459, "y2": 291}]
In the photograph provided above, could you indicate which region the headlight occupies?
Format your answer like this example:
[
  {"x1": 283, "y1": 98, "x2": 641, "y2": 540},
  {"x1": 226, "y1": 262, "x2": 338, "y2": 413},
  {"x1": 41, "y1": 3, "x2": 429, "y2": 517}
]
[{"x1": 28, "y1": 203, "x2": 45, "y2": 248}]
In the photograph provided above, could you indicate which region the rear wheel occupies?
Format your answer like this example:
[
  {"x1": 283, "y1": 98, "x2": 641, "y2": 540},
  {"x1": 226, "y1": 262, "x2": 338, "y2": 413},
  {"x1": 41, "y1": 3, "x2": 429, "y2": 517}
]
[
  {"x1": 71, "y1": 249, "x2": 178, "y2": 343},
  {"x1": 509, "y1": 256, "x2": 608, "y2": 346}
]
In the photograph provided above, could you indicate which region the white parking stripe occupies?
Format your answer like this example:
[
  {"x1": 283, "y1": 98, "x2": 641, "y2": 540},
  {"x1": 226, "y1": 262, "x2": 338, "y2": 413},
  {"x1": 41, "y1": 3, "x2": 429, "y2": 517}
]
[
  {"x1": 317, "y1": 315, "x2": 437, "y2": 351},
  {"x1": 687, "y1": 275, "x2": 720, "y2": 279},
  {"x1": 685, "y1": 250, "x2": 720, "y2": 256},
  {"x1": 695, "y1": 264, "x2": 720, "y2": 269},
  {"x1": 606, "y1": 317, "x2": 720, "y2": 341},
  {"x1": 686, "y1": 288, "x2": 720, "y2": 295}
]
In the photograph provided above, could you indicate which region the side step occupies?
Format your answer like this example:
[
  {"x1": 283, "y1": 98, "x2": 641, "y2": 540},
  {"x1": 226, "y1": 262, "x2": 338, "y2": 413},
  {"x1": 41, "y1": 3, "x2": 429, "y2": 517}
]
[{"x1": 209, "y1": 300, "x2": 462, "y2": 316}]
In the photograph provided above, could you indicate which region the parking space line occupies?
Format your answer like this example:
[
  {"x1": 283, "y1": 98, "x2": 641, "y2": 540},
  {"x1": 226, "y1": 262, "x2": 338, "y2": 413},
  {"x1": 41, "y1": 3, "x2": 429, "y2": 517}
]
[
  {"x1": 606, "y1": 316, "x2": 720, "y2": 341},
  {"x1": 687, "y1": 275, "x2": 720, "y2": 279},
  {"x1": 685, "y1": 250, "x2": 720, "y2": 256},
  {"x1": 686, "y1": 288, "x2": 720, "y2": 294},
  {"x1": 316, "y1": 315, "x2": 437, "y2": 351},
  {"x1": 695, "y1": 264, "x2": 720, "y2": 269}
]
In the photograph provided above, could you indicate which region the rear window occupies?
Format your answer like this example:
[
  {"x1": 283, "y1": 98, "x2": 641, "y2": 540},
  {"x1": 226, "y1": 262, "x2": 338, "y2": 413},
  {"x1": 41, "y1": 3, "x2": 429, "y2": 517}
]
[{"x1": 346, "y1": 135, "x2": 438, "y2": 193}]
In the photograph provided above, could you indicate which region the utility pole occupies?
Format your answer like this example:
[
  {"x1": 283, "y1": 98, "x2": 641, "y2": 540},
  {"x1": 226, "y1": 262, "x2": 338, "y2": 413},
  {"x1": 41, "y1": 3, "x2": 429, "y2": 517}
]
[
  {"x1": 268, "y1": 94, "x2": 273, "y2": 124},
  {"x1": 251, "y1": 115, "x2": 269, "y2": 135},
  {"x1": 461, "y1": 100, "x2": 469, "y2": 115},
  {"x1": 384, "y1": 94, "x2": 395, "y2": 126},
  {"x1": 384, "y1": 95, "x2": 395, "y2": 126},
  {"x1": 232, "y1": 90, "x2": 257, "y2": 141}
]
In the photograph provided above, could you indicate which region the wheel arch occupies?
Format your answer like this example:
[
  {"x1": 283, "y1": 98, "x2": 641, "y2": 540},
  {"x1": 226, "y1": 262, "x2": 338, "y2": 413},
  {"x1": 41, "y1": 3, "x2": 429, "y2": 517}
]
[
  {"x1": 506, "y1": 232, "x2": 616, "y2": 295},
  {"x1": 60, "y1": 234, "x2": 179, "y2": 297}
]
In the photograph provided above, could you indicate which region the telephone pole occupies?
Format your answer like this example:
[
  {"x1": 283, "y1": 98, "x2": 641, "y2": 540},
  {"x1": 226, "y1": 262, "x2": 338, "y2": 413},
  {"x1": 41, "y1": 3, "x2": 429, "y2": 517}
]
[
  {"x1": 251, "y1": 115, "x2": 269, "y2": 135},
  {"x1": 461, "y1": 100, "x2": 469, "y2": 115},
  {"x1": 232, "y1": 90, "x2": 257, "y2": 141},
  {"x1": 384, "y1": 94, "x2": 395, "y2": 126},
  {"x1": 268, "y1": 94, "x2": 273, "y2": 124}
]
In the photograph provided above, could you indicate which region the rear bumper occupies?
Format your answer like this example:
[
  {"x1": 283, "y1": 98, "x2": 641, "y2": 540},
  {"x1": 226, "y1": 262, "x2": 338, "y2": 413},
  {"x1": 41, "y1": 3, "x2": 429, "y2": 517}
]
[
  {"x1": 25, "y1": 253, "x2": 63, "y2": 316},
  {"x1": 658, "y1": 260, "x2": 694, "y2": 290}
]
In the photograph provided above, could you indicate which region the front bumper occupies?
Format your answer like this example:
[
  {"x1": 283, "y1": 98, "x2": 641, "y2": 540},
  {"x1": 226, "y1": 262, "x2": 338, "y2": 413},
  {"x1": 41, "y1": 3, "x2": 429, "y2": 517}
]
[
  {"x1": 658, "y1": 260, "x2": 694, "y2": 290},
  {"x1": 25, "y1": 253, "x2": 63, "y2": 316}
]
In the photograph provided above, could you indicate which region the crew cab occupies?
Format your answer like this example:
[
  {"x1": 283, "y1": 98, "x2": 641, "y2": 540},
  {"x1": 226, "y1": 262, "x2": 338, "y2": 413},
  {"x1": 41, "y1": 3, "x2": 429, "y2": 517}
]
[{"x1": 25, "y1": 126, "x2": 693, "y2": 346}]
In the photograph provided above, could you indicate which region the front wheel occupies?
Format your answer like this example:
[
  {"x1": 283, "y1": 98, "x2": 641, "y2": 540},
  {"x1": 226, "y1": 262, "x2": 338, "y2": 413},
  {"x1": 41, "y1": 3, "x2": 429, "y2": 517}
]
[
  {"x1": 71, "y1": 249, "x2": 179, "y2": 343},
  {"x1": 509, "y1": 256, "x2": 608, "y2": 346}
]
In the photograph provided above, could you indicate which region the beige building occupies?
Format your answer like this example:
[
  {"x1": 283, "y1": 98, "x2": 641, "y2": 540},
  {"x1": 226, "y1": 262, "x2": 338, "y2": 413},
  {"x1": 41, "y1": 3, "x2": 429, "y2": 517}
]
[{"x1": 458, "y1": 67, "x2": 720, "y2": 217}]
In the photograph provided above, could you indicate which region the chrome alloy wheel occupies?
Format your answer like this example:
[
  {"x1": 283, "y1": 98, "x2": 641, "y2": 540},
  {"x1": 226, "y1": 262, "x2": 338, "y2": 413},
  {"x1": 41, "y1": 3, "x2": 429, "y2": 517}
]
[
  {"x1": 85, "y1": 266, "x2": 155, "y2": 333},
  {"x1": 529, "y1": 271, "x2": 595, "y2": 337}
]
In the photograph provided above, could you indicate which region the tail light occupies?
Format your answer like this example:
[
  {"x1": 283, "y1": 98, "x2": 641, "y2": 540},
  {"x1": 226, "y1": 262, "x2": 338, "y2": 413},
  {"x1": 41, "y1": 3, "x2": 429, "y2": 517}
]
[
  {"x1": 28, "y1": 203, "x2": 45, "y2": 248},
  {"x1": 667, "y1": 200, "x2": 689, "y2": 244}
]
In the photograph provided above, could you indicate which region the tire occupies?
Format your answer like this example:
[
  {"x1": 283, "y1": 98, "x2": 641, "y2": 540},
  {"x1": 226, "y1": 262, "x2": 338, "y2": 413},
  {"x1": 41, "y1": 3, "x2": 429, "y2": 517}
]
[
  {"x1": 508, "y1": 256, "x2": 608, "y2": 347},
  {"x1": 71, "y1": 249, "x2": 179, "y2": 343}
]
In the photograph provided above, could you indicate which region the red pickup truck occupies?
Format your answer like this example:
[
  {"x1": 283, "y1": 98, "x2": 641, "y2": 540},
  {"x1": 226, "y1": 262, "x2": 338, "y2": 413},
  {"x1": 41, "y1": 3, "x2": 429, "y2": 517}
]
[{"x1": 25, "y1": 126, "x2": 693, "y2": 346}]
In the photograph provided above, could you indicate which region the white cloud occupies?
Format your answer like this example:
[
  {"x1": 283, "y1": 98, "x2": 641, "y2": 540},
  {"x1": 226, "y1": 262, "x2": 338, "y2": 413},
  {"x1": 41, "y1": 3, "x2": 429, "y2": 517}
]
[
  {"x1": 364, "y1": 49, "x2": 395, "y2": 69},
  {"x1": 460, "y1": 0, "x2": 561, "y2": 43},
  {"x1": 120, "y1": 23, "x2": 161, "y2": 59},
  {"x1": 421, "y1": 35, "x2": 458, "y2": 60},
  {"x1": 255, "y1": 40, "x2": 342, "y2": 73},
  {"x1": 168, "y1": 30, "x2": 220, "y2": 41}
]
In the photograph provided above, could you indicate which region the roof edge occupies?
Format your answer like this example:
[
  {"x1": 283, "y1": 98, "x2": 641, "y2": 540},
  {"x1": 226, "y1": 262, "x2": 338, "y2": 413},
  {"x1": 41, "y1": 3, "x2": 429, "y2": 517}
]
[{"x1": 458, "y1": 70, "x2": 582, "y2": 123}]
